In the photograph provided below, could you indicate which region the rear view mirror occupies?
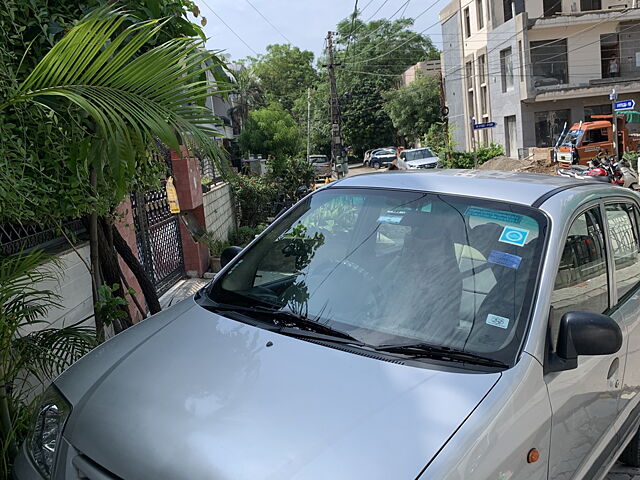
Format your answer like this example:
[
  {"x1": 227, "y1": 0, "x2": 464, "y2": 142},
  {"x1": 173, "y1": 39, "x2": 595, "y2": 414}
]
[
  {"x1": 220, "y1": 246, "x2": 242, "y2": 268},
  {"x1": 547, "y1": 311, "x2": 622, "y2": 373}
]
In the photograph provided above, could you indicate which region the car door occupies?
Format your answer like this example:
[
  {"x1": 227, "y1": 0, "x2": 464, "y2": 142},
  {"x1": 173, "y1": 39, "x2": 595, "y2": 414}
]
[
  {"x1": 545, "y1": 203, "x2": 626, "y2": 480},
  {"x1": 602, "y1": 200, "x2": 640, "y2": 447}
]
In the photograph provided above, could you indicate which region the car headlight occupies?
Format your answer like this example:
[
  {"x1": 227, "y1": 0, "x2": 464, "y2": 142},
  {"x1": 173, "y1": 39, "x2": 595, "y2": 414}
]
[{"x1": 29, "y1": 385, "x2": 71, "y2": 479}]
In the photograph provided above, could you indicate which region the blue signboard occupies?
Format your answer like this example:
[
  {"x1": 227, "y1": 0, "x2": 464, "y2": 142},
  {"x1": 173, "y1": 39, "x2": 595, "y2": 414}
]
[
  {"x1": 615, "y1": 100, "x2": 636, "y2": 111},
  {"x1": 473, "y1": 122, "x2": 497, "y2": 130}
]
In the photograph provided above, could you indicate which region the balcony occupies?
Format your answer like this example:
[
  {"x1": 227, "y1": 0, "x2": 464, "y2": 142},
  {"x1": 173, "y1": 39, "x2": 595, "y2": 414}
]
[{"x1": 529, "y1": 7, "x2": 640, "y2": 29}]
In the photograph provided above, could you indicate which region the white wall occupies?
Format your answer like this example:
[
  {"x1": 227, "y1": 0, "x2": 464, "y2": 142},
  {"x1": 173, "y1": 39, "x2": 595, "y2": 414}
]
[
  {"x1": 203, "y1": 183, "x2": 236, "y2": 243},
  {"x1": 21, "y1": 244, "x2": 95, "y2": 335}
]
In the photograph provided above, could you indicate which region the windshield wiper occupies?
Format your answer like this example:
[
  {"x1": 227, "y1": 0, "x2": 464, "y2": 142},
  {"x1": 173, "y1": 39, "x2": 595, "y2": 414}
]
[
  {"x1": 204, "y1": 302, "x2": 365, "y2": 345},
  {"x1": 374, "y1": 342, "x2": 508, "y2": 368}
]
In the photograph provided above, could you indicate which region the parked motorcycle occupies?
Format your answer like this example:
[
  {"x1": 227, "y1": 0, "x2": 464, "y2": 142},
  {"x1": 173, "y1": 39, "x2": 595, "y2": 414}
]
[{"x1": 557, "y1": 153, "x2": 640, "y2": 191}]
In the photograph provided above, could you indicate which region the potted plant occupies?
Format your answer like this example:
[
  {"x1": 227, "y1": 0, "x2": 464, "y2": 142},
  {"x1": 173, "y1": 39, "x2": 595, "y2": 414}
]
[
  {"x1": 199, "y1": 233, "x2": 230, "y2": 273},
  {"x1": 201, "y1": 175, "x2": 213, "y2": 193}
]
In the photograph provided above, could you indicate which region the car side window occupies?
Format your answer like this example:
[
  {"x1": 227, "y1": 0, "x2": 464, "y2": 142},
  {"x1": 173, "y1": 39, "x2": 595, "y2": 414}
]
[
  {"x1": 550, "y1": 207, "x2": 609, "y2": 350},
  {"x1": 605, "y1": 202, "x2": 640, "y2": 300}
]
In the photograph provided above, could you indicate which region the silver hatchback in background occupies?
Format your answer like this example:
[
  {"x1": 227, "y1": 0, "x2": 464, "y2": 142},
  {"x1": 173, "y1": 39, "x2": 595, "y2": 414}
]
[
  {"x1": 307, "y1": 154, "x2": 332, "y2": 179},
  {"x1": 14, "y1": 171, "x2": 640, "y2": 480}
]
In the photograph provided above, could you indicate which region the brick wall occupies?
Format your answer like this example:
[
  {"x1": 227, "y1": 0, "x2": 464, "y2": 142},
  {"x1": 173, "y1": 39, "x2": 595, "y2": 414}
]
[{"x1": 203, "y1": 183, "x2": 236, "y2": 242}]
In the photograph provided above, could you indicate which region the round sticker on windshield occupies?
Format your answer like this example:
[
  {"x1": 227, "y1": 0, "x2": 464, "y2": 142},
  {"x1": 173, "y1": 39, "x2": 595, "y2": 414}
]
[{"x1": 499, "y1": 226, "x2": 529, "y2": 247}]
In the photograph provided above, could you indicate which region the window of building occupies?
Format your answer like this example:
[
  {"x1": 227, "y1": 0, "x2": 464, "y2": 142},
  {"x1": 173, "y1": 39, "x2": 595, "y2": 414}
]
[
  {"x1": 518, "y1": 40, "x2": 524, "y2": 81},
  {"x1": 464, "y1": 7, "x2": 471, "y2": 38},
  {"x1": 500, "y1": 48, "x2": 514, "y2": 92},
  {"x1": 477, "y1": 0, "x2": 485, "y2": 29},
  {"x1": 467, "y1": 90, "x2": 476, "y2": 119},
  {"x1": 480, "y1": 85, "x2": 488, "y2": 115},
  {"x1": 581, "y1": 0, "x2": 601, "y2": 10},
  {"x1": 600, "y1": 34, "x2": 620, "y2": 79},
  {"x1": 466, "y1": 60, "x2": 475, "y2": 81},
  {"x1": 605, "y1": 203, "x2": 640, "y2": 300},
  {"x1": 543, "y1": 0, "x2": 562, "y2": 16},
  {"x1": 531, "y1": 39, "x2": 568, "y2": 87},
  {"x1": 550, "y1": 207, "x2": 609, "y2": 349},
  {"x1": 478, "y1": 54, "x2": 487, "y2": 84},
  {"x1": 503, "y1": 0, "x2": 524, "y2": 21},
  {"x1": 534, "y1": 110, "x2": 570, "y2": 147},
  {"x1": 585, "y1": 104, "x2": 612, "y2": 121}
]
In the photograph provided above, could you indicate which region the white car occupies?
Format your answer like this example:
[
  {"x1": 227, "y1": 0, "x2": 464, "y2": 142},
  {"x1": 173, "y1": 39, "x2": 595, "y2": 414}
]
[{"x1": 400, "y1": 147, "x2": 441, "y2": 170}]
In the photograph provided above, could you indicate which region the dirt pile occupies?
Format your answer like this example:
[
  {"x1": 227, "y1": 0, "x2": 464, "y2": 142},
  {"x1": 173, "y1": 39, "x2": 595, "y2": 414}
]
[{"x1": 479, "y1": 150, "x2": 556, "y2": 175}]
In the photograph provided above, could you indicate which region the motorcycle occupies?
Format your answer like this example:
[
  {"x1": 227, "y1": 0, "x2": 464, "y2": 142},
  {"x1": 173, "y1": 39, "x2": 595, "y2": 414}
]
[{"x1": 557, "y1": 152, "x2": 640, "y2": 191}]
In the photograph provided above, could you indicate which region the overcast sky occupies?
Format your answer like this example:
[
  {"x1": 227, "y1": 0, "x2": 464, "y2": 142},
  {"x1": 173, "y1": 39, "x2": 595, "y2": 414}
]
[{"x1": 189, "y1": 0, "x2": 447, "y2": 63}]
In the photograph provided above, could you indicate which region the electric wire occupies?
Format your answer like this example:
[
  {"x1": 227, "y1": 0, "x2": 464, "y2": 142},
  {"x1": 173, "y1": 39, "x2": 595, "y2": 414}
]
[
  {"x1": 243, "y1": 0, "x2": 293, "y2": 44},
  {"x1": 200, "y1": 0, "x2": 258, "y2": 55}
]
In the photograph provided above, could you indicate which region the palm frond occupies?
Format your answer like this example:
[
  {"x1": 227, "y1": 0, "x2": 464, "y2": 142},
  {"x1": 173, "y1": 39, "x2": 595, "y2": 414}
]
[{"x1": 4, "y1": 7, "x2": 229, "y2": 170}]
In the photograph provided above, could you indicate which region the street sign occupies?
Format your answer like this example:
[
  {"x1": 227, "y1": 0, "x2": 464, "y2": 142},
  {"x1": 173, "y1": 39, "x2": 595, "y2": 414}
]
[
  {"x1": 615, "y1": 100, "x2": 636, "y2": 111},
  {"x1": 473, "y1": 122, "x2": 497, "y2": 130}
]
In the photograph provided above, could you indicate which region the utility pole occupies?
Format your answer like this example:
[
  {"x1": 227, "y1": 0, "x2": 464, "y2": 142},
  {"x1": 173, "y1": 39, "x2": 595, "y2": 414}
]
[
  {"x1": 610, "y1": 88, "x2": 619, "y2": 160},
  {"x1": 307, "y1": 87, "x2": 312, "y2": 161},
  {"x1": 326, "y1": 31, "x2": 347, "y2": 178}
]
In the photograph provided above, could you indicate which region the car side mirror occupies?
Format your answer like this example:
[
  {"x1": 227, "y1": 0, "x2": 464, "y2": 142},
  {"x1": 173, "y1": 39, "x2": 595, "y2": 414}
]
[
  {"x1": 547, "y1": 311, "x2": 622, "y2": 373},
  {"x1": 220, "y1": 246, "x2": 242, "y2": 269}
]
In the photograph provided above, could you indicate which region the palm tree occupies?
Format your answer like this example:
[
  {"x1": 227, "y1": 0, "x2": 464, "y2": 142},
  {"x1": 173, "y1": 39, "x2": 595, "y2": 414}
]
[
  {"x1": 230, "y1": 66, "x2": 264, "y2": 130},
  {"x1": 0, "y1": 250, "x2": 96, "y2": 477},
  {"x1": 0, "y1": 8, "x2": 234, "y2": 472},
  {"x1": 1, "y1": 7, "x2": 231, "y2": 337}
]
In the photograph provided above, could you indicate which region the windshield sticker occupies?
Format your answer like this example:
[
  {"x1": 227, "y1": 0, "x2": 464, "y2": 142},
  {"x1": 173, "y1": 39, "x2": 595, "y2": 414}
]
[
  {"x1": 377, "y1": 215, "x2": 403, "y2": 224},
  {"x1": 487, "y1": 250, "x2": 522, "y2": 270},
  {"x1": 486, "y1": 314, "x2": 510, "y2": 330},
  {"x1": 499, "y1": 226, "x2": 529, "y2": 247},
  {"x1": 464, "y1": 206, "x2": 523, "y2": 225}
]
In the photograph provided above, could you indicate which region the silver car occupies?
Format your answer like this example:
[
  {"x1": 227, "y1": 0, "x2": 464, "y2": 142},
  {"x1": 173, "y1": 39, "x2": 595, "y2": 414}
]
[
  {"x1": 14, "y1": 171, "x2": 640, "y2": 479},
  {"x1": 399, "y1": 147, "x2": 441, "y2": 170}
]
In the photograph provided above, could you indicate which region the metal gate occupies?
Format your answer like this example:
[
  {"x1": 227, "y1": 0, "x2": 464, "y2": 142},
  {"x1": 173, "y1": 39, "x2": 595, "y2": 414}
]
[{"x1": 131, "y1": 145, "x2": 185, "y2": 296}]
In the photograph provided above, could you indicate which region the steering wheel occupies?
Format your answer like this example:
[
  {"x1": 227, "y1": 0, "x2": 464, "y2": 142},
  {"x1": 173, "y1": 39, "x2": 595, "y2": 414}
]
[{"x1": 306, "y1": 259, "x2": 382, "y2": 324}]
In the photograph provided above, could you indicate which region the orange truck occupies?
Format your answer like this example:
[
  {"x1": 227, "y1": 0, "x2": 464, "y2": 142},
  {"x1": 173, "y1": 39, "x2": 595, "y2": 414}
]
[{"x1": 554, "y1": 114, "x2": 638, "y2": 168}]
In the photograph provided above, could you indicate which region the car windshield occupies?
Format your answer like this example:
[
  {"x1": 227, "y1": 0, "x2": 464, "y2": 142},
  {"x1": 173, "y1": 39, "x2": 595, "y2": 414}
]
[
  {"x1": 309, "y1": 156, "x2": 328, "y2": 164},
  {"x1": 560, "y1": 130, "x2": 582, "y2": 146},
  {"x1": 406, "y1": 149, "x2": 434, "y2": 161},
  {"x1": 209, "y1": 188, "x2": 546, "y2": 365}
]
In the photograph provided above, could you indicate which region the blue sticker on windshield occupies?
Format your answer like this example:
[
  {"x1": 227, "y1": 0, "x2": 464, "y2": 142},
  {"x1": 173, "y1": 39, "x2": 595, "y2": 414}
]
[
  {"x1": 499, "y1": 226, "x2": 529, "y2": 247},
  {"x1": 488, "y1": 250, "x2": 522, "y2": 270},
  {"x1": 464, "y1": 206, "x2": 523, "y2": 225}
]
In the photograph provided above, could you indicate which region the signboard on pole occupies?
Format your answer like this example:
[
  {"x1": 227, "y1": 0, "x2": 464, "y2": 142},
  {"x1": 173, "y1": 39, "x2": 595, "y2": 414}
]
[
  {"x1": 473, "y1": 122, "x2": 497, "y2": 130},
  {"x1": 615, "y1": 100, "x2": 635, "y2": 111}
]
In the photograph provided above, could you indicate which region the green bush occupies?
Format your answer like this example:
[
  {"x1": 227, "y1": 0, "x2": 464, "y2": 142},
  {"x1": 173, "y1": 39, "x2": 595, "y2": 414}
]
[
  {"x1": 229, "y1": 226, "x2": 260, "y2": 247},
  {"x1": 228, "y1": 175, "x2": 277, "y2": 227}
]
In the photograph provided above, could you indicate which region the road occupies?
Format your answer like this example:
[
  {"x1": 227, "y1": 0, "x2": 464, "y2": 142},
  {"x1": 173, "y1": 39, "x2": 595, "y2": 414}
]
[{"x1": 344, "y1": 163, "x2": 640, "y2": 480}]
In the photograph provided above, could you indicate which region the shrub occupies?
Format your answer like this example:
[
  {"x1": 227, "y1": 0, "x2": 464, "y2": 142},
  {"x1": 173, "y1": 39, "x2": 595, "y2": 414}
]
[
  {"x1": 228, "y1": 175, "x2": 277, "y2": 227},
  {"x1": 229, "y1": 226, "x2": 260, "y2": 247}
]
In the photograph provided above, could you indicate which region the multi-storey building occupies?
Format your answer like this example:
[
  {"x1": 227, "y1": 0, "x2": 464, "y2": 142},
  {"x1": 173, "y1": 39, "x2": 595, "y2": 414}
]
[{"x1": 440, "y1": 0, "x2": 640, "y2": 157}]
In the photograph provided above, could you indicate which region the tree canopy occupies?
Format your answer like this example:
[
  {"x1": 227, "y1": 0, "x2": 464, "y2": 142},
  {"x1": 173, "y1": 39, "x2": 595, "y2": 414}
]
[
  {"x1": 333, "y1": 16, "x2": 440, "y2": 155},
  {"x1": 383, "y1": 74, "x2": 442, "y2": 143},
  {"x1": 250, "y1": 44, "x2": 318, "y2": 113},
  {"x1": 238, "y1": 103, "x2": 303, "y2": 159}
]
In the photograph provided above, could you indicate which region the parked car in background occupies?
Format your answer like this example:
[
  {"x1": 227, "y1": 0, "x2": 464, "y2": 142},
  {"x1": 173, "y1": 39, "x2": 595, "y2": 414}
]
[
  {"x1": 369, "y1": 147, "x2": 397, "y2": 169},
  {"x1": 308, "y1": 154, "x2": 332, "y2": 179},
  {"x1": 399, "y1": 147, "x2": 441, "y2": 170},
  {"x1": 16, "y1": 171, "x2": 640, "y2": 480}
]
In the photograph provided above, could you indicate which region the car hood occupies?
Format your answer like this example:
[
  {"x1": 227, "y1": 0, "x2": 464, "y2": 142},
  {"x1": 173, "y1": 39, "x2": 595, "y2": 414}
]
[{"x1": 59, "y1": 299, "x2": 500, "y2": 480}]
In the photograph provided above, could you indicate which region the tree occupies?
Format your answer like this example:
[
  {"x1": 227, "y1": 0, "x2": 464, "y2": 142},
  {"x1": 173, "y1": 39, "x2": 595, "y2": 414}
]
[
  {"x1": 229, "y1": 65, "x2": 264, "y2": 128},
  {"x1": 251, "y1": 44, "x2": 318, "y2": 113},
  {"x1": 383, "y1": 74, "x2": 442, "y2": 143},
  {"x1": 332, "y1": 16, "x2": 439, "y2": 155},
  {"x1": 238, "y1": 103, "x2": 303, "y2": 159}
]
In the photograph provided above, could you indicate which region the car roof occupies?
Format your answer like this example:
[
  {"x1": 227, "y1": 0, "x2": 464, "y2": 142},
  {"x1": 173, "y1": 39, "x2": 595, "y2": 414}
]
[
  {"x1": 403, "y1": 147, "x2": 433, "y2": 153},
  {"x1": 328, "y1": 170, "x2": 623, "y2": 207}
]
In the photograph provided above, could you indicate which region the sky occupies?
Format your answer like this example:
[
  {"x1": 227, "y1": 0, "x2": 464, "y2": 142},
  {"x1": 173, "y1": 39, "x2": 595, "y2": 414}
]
[{"x1": 189, "y1": 0, "x2": 446, "y2": 63}]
